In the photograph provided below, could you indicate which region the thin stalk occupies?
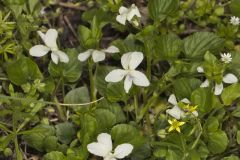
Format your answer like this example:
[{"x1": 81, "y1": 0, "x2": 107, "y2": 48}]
[
  {"x1": 0, "y1": 94, "x2": 104, "y2": 106},
  {"x1": 0, "y1": 77, "x2": 8, "y2": 81},
  {"x1": 191, "y1": 119, "x2": 203, "y2": 149},
  {"x1": 134, "y1": 95, "x2": 139, "y2": 121},
  {"x1": 180, "y1": 134, "x2": 187, "y2": 160},
  {"x1": 54, "y1": 97, "x2": 66, "y2": 121},
  {"x1": 51, "y1": 77, "x2": 62, "y2": 99},
  {"x1": 88, "y1": 59, "x2": 96, "y2": 104}
]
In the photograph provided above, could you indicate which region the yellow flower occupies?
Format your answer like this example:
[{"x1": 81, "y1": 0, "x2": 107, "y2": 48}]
[
  {"x1": 168, "y1": 119, "x2": 185, "y2": 133},
  {"x1": 183, "y1": 104, "x2": 198, "y2": 114}
]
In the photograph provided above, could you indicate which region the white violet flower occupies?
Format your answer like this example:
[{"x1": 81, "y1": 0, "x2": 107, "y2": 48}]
[
  {"x1": 29, "y1": 29, "x2": 69, "y2": 64},
  {"x1": 105, "y1": 52, "x2": 150, "y2": 93},
  {"x1": 230, "y1": 16, "x2": 240, "y2": 25},
  {"x1": 198, "y1": 67, "x2": 238, "y2": 95},
  {"x1": 220, "y1": 53, "x2": 232, "y2": 64},
  {"x1": 166, "y1": 94, "x2": 198, "y2": 119},
  {"x1": 78, "y1": 46, "x2": 119, "y2": 63},
  {"x1": 116, "y1": 4, "x2": 141, "y2": 25},
  {"x1": 87, "y1": 133, "x2": 133, "y2": 160}
]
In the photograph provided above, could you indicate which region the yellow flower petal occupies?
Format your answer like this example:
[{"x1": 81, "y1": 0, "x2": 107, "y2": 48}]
[
  {"x1": 168, "y1": 126, "x2": 174, "y2": 132},
  {"x1": 168, "y1": 120, "x2": 172, "y2": 125},
  {"x1": 176, "y1": 127, "x2": 181, "y2": 133}
]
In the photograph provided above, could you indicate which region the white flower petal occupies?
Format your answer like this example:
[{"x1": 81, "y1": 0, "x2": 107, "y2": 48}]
[
  {"x1": 129, "y1": 52, "x2": 143, "y2": 70},
  {"x1": 103, "y1": 46, "x2": 119, "y2": 53},
  {"x1": 121, "y1": 52, "x2": 143, "y2": 70},
  {"x1": 200, "y1": 79, "x2": 210, "y2": 88},
  {"x1": 104, "y1": 157, "x2": 116, "y2": 160},
  {"x1": 127, "y1": 4, "x2": 141, "y2": 21},
  {"x1": 87, "y1": 142, "x2": 110, "y2": 157},
  {"x1": 37, "y1": 31, "x2": 45, "y2": 41},
  {"x1": 168, "y1": 94, "x2": 178, "y2": 106},
  {"x1": 92, "y1": 50, "x2": 106, "y2": 62},
  {"x1": 214, "y1": 83, "x2": 223, "y2": 95},
  {"x1": 192, "y1": 111, "x2": 198, "y2": 117},
  {"x1": 197, "y1": 66, "x2": 204, "y2": 73},
  {"x1": 166, "y1": 106, "x2": 184, "y2": 120},
  {"x1": 97, "y1": 133, "x2": 112, "y2": 153},
  {"x1": 105, "y1": 69, "x2": 127, "y2": 82},
  {"x1": 124, "y1": 75, "x2": 133, "y2": 93},
  {"x1": 51, "y1": 52, "x2": 59, "y2": 64},
  {"x1": 119, "y1": 6, "x2": 128, "y2": 14},
  {"x1": 53, "y1": 50, "x2": 69, "y2": 63},
  {"x1": 181, "y1": 98, "x2": 190, "y2": 104},
  {"x1": 44, "y1": 29, "x2": 58, "y2": 49},
  {"x1": 78, "y1": 49, "x2": 92, "y2": 62},
  {"x1": 29, "y1": 45, "x2": 50, "y2": 57},
  {"x1": 116, "y1": 14, "x2": 127, "y2": 25},
  {"x1": 223, "y1": 73, "x2": 238, "y2": 84},
  {"x1": 113, "y1": 144, "x2": 133, "y2": 159},
  {"x1": 131, "y1": 70, "x2": 150, "y2": 87}
]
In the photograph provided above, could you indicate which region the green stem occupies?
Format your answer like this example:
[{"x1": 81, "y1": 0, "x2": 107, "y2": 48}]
[
  {"x1": 0, "y1": 77, "x2": 8, "y2": 81},
  {"x1": 134, "y1": 95, "x2": 139, "y2": 122},
  {"x1": 51, "y1": 77, "x2": 62, "y2": 99},
  {"x1": 180, "y1": 134, "x2": 187, "y2": 160},
  {"x1": 146, "y1": 54, "x2": 151, "y2": 81},
  {"x1": 191, "y1": 119, "x2": 203, "y2": 149},
  {"x1": 0, "y1": 94, "x2": 104, "y2": 106},
  {"x1": 54, "y1": 97, "x2": 66, "y2": 121},
  {"x1": 88, "y1": 59, "x2": 96, "y2": 104}
]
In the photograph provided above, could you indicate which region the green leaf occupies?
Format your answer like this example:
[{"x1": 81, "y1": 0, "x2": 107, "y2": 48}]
[
  {"x1": 191, "y1": 88, "x2": 214, "y2": 113},
  {"x1": 43, "y1": 151, "x2": 66, "y2": 160},
  {"x1": 28, "y1": 0, "x2": 39, "y2": 13},
  {"x1": 94, "y1": 109, "x2": 116, "y2": 132},
  {"x1": 22, "y1": 125, "x2": 55, "y2": 152},
  {"x1": 91, "y1": 16, "x2": 102, "y2": 41},
  {"x1": 173, "y1": 78, "x2": 201, "y2": 100},
  {"x1": 230, "y1": 0, "x2": 240, "y2": 17},
  {"x1": 78, "y1": 113, "x2": 97, "y2": 159},
  {"x1": 48, "y1": 49, "x2": 82, "y2": 82},
  {"x1": 43, "y1": 136, "x2": 58, "y2": 152},
  {"x1": 184, "y1": 32, "x2": 224, "y2": 59},
  {"x1": 96, "y1": 65, "x2": 116, "y2": 96},
  {"x1": 207, "y1": 130, "x2": 228, "y2": 154},
  {"x1": 78, "y1": 25, "x2": 96, "y2": 48},
  {"x1": 64, "y1": 86, "x2": 90, "y2": 111},
  {"x1": 221, "y1": 83, "x2": 240, "y2": 106},
  {"x1": 7, "y1": 57, "x2": 42, "y2": 86},
  {"x1": 148, "y1": 0, "x2": 179, "y2": 21},
  {"x1": 112, "y1": 34, "x2": 144, "y2": 54},
  {"x1": 97, "y1": 100, "x2": 126, "y2": 123},
  {"x1": 56, "y1": 122, "x2": 76, "y2": 144},
  {"x1": 232, "y1": 104, "x2": 240, "y2": 118},
  {"x1": 155, "y1": 34, "x2": 182, "y2": 59},
  {"x1": 237, "y1": 130, "x2": 240, "y2": 145},
  {"x1": 204, "y1": 117, "x2": 219, "y2": 132},
  {"x1": 223, "y1": 155, "x2": 240, "y2": 160},
  {"x1": 111, "y1": 124, "x2": 151, "y2": 160},
  {"x1": 106, "y1": 82, "x2": 129, "y2": 102}
]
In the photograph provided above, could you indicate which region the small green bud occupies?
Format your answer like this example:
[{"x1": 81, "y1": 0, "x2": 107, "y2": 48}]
[
  {"x1": 4, "y1": 148, "x2": 13, "y2": 157},
  {"x1": 214, "y1": 7, "x2": 224, "y2": 16}
]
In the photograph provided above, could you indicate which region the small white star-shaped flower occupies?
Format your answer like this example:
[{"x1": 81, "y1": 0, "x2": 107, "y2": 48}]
[
  {"x1": 220, "y1": 53, "x2": 232, "y2": 64},
  {"x1": 87, "y1": 133, "x2": 133, "y2": 160},
  {"x1": 230, "y1": 16, "x2": 240, "y2": 25},
  {"x1": 78, "y1": 46, "x2": 119, "y2": 63},
  {"x1": 105, "y1": 52, "x2": 150, "y2": 93},
  {"x1": 29, "y1": 29, "x2": 69, "y2": 64},
  {"x1": 116, "y1": 4, "x2": 141, "y2": 25}
]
